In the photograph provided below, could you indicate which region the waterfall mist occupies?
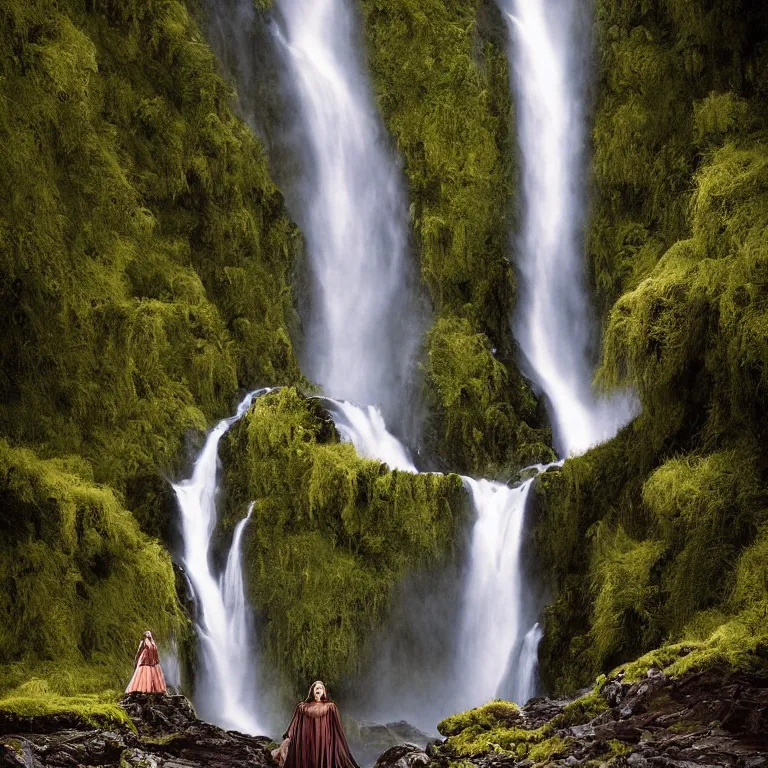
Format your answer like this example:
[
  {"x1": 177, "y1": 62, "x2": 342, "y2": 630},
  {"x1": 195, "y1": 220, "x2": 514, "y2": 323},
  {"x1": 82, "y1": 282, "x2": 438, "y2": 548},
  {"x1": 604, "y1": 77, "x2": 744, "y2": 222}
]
[{"x1": 499, "y1": 0, "x2": 636, "y2": 458}]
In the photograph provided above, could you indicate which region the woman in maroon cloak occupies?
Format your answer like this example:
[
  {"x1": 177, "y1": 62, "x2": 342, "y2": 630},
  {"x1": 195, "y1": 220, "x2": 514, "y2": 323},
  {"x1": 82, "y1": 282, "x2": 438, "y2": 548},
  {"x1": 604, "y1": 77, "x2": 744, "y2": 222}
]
[
  {"x1": 125, "y1": 630, "x2": 167, "y2": 694},
  {"x1": 272, "y1": 681, "x2": 359, "y2": 768}
]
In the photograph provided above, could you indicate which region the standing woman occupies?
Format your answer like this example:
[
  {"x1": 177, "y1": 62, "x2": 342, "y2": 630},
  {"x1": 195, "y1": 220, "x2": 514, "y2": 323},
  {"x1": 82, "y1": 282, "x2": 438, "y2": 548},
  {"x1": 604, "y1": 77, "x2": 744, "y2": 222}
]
[
  {"x1": 125, "y1": 630, "x2": 167, "y2": 694},
  {"x1": 272, "y1": 681, "x2": 359, "y2": 768}
]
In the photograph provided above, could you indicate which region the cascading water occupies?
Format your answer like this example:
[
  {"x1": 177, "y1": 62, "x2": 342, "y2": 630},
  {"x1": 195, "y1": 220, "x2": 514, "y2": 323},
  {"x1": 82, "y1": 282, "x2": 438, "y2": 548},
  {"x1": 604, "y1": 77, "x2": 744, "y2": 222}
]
[
  {"x1": 325, "y1": 401, "x2": 545, "y2": 720},
  {"x1": 455, "y1": 476, "x2": 540, "y2": 710},
  {"x1": 498, "y1": 0, "x2": 635, "y2": 458},
  {"x1": 274, "y1": 0, "x2": 420, "y2": 423},
  {"x1": 173, "y1": 391, "x2": 268, "y2": 734}
]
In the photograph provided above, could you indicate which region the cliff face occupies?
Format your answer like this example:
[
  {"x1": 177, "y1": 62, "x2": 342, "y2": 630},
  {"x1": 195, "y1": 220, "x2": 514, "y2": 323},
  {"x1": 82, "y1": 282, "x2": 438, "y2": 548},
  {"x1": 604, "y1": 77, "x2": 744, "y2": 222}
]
[
  {"x1": 0, "y1": 0, "x2": 300, "y2": 693},
  {"x1": 3, "y1": 0, "x2": 768, "y2": 721},
  {"x1": 533, "y1": 0, "x2": 768, "y2": 693}
]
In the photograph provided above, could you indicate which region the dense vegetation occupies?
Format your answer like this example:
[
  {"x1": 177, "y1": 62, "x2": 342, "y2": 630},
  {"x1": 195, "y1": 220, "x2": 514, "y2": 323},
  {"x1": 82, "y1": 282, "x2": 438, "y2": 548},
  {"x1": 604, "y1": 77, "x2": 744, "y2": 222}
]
[
  {"x1": 533, "y1": 0, "x2": 768, "y2": 692},
  {"x1": 359, "y1": 0, "x2": 554, "y2": 475},
  {"x1": 3, "y1": 0, "x2": 768, "y2": 724},
  {"x1": 220, "y1": 388, "x2": 467, "y2": 696},
  {"x1": 0, "y1": 0, "x2": 300, "y2": 696}
]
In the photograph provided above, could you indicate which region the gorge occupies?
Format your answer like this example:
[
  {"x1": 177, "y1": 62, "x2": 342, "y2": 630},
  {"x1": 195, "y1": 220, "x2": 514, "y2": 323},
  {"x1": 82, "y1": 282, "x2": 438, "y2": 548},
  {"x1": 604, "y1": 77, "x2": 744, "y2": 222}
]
[{"x1": 1, "y1": 0, "x2": 768, "y2": 766}]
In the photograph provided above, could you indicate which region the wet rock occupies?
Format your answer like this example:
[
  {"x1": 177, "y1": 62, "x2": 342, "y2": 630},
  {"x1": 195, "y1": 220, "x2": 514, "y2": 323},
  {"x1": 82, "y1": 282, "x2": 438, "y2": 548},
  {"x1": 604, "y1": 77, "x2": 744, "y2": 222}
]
[
  {"x1": 348, "y1": 719, "x2": 433, "y2": 767},
  {"x1": 0, "y1": 695, "x2": 273, "y2": 768},
  {"x1": 373, "y1": 745, "x2": 430, "y2": 768}
]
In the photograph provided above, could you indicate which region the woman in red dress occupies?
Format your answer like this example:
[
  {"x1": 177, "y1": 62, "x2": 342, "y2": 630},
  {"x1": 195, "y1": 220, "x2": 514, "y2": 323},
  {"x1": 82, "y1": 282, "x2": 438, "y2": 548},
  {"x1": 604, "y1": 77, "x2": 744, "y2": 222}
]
[
  {"x1": 272, "y1": 681, "x2": 359, "y2": 768},
  {"x1": 125, "y1": 630, "x2": 167, "y2": 694}
]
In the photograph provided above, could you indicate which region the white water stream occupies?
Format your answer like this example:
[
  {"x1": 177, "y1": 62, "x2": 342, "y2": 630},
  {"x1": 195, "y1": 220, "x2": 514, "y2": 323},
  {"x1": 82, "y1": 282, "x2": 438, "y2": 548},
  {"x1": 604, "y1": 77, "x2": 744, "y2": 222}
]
[
  {"x1": 274, "y1": 0, "x2": 420, "y2": 422},
  {"x1": 175, "y1": 0, "x2": 643, "y2": 737},
  {"x1": 500, "y1": 0, "x2": 635, "y2": 458},
  {"x1": 172, "y1": 391, "x2": 268, "y2": 734}
]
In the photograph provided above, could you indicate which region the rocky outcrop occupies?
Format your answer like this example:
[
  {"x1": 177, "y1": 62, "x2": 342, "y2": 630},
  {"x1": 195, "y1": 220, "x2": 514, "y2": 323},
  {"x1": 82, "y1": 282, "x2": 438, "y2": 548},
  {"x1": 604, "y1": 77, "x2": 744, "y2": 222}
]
[
  {"x1": 0, "y1": 694, "x2": 274, "y2": 768},
  {"x1": 348, "y1": 721, "x2": 434, "y2": 768},
  {"x1": 431, "y1": 667, "x2": 768, "y2": 767}
]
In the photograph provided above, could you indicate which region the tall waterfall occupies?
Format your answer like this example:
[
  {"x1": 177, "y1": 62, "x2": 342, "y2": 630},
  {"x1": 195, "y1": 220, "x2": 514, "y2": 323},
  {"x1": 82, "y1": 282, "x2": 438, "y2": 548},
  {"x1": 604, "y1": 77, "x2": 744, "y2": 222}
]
[
  {"x1": 274, "y1": 0, "x2": 420, "y2": 422},
  {"x1": 172, "y1": 391, "x2": 267, "y2": 734},
  {"x1": 499, "y1": 0, "x2": 635, "y2": 458}
]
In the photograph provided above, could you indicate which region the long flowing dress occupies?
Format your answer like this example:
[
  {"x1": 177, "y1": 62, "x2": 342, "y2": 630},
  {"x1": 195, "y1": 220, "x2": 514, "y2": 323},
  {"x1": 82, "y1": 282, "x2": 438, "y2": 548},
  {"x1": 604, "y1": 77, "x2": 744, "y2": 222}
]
[
  {"x1": 273, "y1": 698, "x2": 359, "y2": 768},
  {"x1": 125, "y1": 639, "x2": 167, "y2": 694}
]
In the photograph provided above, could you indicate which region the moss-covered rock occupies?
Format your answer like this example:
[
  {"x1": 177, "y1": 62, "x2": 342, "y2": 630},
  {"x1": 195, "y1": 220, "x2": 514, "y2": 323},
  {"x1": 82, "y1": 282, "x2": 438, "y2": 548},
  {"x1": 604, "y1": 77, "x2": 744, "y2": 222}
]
[
  {"x1": 0, "y1": 439, "x2": 184, "y2": 694},
  {"x1": 220, "y1": 388, "x2": 468, "y2": 694},
  {"x1": 358, "y1": 0, "x2": 552, "y2": 475},
  {"x1": 525, "y1": 0, "x2": 768, "y2": 695},
  {"x1": 0, "y1": 0, "x2": 301, "y2": 691},
  {"x1": 0, "y1": 0, "x2": 302, "y2": 539}
]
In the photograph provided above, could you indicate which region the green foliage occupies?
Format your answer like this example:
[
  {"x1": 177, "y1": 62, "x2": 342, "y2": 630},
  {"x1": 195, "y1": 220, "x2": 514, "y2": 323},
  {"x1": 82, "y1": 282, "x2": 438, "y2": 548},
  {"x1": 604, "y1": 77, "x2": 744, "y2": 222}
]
[
  {"x1": 425, "y1": 317, "x2": 555, "y2": 473},
  {"x1": 0, "y1": 0, "x2": 301, "y2": 692},
  {"x1": 0, "y1": 678, "x2": 131, "y2": 730},
  {"x1": 531, "y1": 0, "x2": 768, "y2": 694},
  {"x1": 358, "y1": 0, "x2": 550, "y2": 474},
  {"x1": 220, "y1": 388, "x2": 468, "y2": 692},
  {"x1": 588, "y1": 0, "x2": 768, "y2": 320},
  {"x1": 0, "y1": 0, "x2": 301, "y2": 538},
  {"x1": 0, "y1": 440, "x2": 184, "y2": 693}
]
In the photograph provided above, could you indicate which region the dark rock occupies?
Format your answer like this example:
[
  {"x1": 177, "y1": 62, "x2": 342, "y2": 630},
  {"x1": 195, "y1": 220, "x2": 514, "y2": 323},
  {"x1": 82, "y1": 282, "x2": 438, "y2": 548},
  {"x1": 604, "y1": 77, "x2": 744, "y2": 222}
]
[
  {"x1": 0, "y1": 695, "x2": 273, "y2": 768},
  {"x1": 373, "y1": 745, "x2": 430, "y2": 768}
]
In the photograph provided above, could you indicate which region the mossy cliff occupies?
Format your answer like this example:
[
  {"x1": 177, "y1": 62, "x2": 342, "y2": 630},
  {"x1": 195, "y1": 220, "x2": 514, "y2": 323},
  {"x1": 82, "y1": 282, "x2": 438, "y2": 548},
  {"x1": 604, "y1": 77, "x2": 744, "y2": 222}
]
[
  {"x1": 531, "y1": 0, "x2": 768, "y2": 693},
  {"x1": 220, "y1": 388, "x2": 468, "y2": 694},
  {"x1": 0, "y1": 438, "x2": 182, "y2": 698},
  {"x1": 358, "y1": 0, "x2": 553, "y2": 475},
  {"x1": 0, "y1": 0, "x2": 300, "y2": 692}
]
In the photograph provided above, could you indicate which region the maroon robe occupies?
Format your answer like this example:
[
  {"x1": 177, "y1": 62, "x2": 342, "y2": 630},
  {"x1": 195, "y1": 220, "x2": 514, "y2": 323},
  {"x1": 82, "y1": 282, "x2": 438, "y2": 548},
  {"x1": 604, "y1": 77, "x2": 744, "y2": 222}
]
[{"x1": 277, "y1": 685, "x2": 359, "y2": 768}]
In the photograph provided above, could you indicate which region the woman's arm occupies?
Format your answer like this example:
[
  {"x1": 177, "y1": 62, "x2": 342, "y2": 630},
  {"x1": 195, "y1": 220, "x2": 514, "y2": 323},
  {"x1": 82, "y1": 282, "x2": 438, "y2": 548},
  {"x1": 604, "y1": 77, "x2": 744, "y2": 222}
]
[{"x1": 133, "y1": 641, "x2": 144, "y2": 668}]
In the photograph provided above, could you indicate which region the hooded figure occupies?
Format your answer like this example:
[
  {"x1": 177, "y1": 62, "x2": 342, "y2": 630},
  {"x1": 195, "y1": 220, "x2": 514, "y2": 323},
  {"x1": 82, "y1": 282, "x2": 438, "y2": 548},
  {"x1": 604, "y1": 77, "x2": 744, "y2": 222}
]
[{"x1": 272, "y1": 681, "x2": 359, "y2": 768}]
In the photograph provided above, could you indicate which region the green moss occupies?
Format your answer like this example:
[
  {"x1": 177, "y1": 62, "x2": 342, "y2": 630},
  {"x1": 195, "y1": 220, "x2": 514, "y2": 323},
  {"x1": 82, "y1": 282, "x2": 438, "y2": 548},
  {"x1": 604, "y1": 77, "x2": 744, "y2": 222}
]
[
  {"x1": 0, "y1": 0, "x2": 301, "y2": 540},
  {"x1": 0, "y1": 679, "x2": 132, "y2": 730},
  {"x1": 358, "y1": 0, "x2": 551, "y2": 474},
  {"x1": 220, "y1": 388, "x2": 468, "y2": 692},
  {"x1": 0, "y1": 440, "x2": 184, "y2": 691},
  {"x1": 438, "y1": 700, "x2": 520, "y2": 737}
]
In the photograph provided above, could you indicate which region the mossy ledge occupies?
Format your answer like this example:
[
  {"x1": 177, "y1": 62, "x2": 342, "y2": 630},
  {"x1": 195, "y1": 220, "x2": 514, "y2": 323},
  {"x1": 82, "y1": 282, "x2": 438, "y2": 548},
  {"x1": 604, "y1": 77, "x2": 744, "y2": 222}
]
[{"x1": 220, "y1": 388, "x2": 469, "y2": 695}]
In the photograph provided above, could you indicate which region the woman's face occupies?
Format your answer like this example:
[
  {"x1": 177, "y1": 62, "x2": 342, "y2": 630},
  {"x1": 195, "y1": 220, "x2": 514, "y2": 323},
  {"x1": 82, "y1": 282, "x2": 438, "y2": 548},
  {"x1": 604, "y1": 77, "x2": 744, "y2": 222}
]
[{"x1": 313, "y1": 683, "x2": 325, "y2": 701}]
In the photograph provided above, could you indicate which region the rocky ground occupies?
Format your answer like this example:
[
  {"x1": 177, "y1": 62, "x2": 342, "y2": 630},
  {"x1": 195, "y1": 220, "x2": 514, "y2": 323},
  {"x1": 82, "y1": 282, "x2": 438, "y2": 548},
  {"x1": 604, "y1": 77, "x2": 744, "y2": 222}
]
[
  {"x1": 1, "y1": 667, "x2": 767, "y2": 768},
  {"x1": 377, "y1": 667, "x2": 768, "y2": 768}
]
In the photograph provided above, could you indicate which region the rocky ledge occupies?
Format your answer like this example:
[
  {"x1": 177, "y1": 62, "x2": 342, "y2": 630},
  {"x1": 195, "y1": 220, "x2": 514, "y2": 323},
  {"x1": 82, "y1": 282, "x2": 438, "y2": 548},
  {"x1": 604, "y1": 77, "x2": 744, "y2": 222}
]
[{"x1": 0, "y1": 693, "x2": 275, "y2": 768}]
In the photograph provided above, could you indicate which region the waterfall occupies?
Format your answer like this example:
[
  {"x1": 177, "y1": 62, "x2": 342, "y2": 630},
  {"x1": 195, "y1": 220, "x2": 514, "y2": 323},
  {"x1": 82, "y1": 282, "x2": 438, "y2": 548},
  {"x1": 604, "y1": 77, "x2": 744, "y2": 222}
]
[
  {"x1": 499, "y1": 0, "x2": 635, "y2": 458},
  {"x1": 273, "y1": 0, "x2": 421, "y2": 424},
  {"x1": 455, "y1": 477, "x2": 537, "y2": 709},
  {"x1": 325, "y1": 402, "x2": 545, "y2": 716},
  {"x1": 320, "y1": 398, "x2": 417, "y2": 473},
  {"x1": 172, "y1": 391, "x2": 268, "y2": 734}
]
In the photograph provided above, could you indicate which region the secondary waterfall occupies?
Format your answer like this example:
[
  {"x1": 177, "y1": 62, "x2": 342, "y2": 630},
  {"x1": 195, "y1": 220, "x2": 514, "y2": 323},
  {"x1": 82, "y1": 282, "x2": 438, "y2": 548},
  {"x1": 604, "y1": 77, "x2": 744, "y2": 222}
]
[
  {"x1": 455, "y1": 476, "x2": 539, "y2": 710},
  {"x1": 274, "y1": 0, "x2": 420, "y2": 422},
  {"x1": 173, "y1": 391, "x2": 268, "y2": 734},
  {"x1": 326, "y1": 402, "x2": 544, "y2": 716},
  {"x1": 499, "y1": 0, "x2": 635, "y2": 457}
]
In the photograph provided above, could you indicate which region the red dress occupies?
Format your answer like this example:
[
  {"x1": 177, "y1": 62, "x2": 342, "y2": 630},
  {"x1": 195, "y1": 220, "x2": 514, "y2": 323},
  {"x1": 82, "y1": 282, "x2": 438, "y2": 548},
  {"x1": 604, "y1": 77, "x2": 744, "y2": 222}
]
[
  {"x1": 125, "y1": 639, "x2": 167, "y2": 694},
  {"x1": 273, "y1": 695, "x2": 359, "y2": 768}
]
